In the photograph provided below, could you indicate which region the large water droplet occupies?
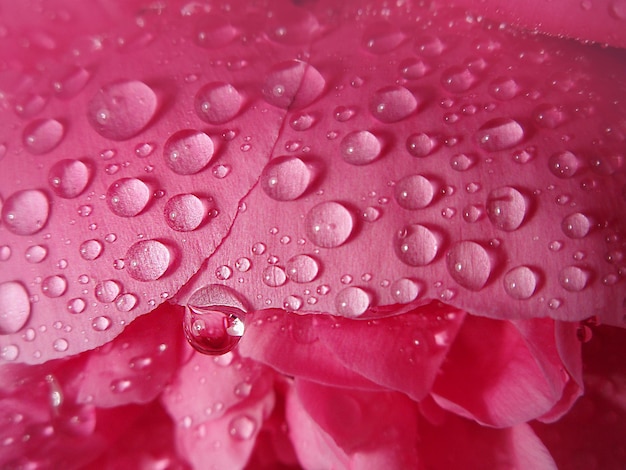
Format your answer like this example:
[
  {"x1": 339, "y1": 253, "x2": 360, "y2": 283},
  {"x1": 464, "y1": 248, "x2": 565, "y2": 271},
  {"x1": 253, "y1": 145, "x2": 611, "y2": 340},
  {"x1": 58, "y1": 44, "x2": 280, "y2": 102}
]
[
  {"x1": 95, "y1": 280, "x2": 121, "y2": 303},
  {"x1": 0, "y1": 282, "x2": 31, "y2": 334},
  {"x1": 369, "y1": 86, "x2": 417, "y2": 123},
  {"x1": 195, "y1": 82, "x2": 242, "y2": 124},
  {"x1": 23, "y1": 119, "x2": 64, "y2": 154},
  {"x1": 486, "y1": 186, "x2": 528, "y2": 231},
  {"x1": 559, "y1": 266, "x2": 590, "y2": 292},
  {"x1": 25, "y1": 245, "x2": 48, "y2": 263},
  {"x1": 262, "y1": 60, "x2": 325, "y2": 109},
  {"x1": 80, "y1": 239, "x2": 103, "y2": 261},
  {"x1": 305, "y1": 202, "x2": 354, "y2": 248},
  {"x1": 446, "y1": 241, "x2": 492, "y2": 291},
  {"x1": 390, "y1": 278, "x2": 421, "y2": 304},
  {"x1": 340, "y1": 131, "x2": 381, "y2": 166},
  {"x1": 48, "y1": 159, "x2": 90, "y2": 199},
  {"x1": 261, "y1": 156, "x2": 313, "y2": 201},
  {"x1": 106, "y1": 178, "x2": 150, "y2": 217},
  {"x1": 548, "y1": 151, "x2": 582, "y2": 179},
  {"x1": 125, "y1": 240, "x2": 171, "y2": 281},
  {"x1": 286, "y1": 254, "x2": 319, "y2": 283},
  {"x1": 394, "y1": 224, "x2": 440, "y2": 266},
  {"x1": 164, "y1": 129, "x2": 215, "y2": 175},
  {"x1": 87, "y1": 80, "x2": 157, "y2": 140},
  {"x1": 335, "y1": 287, "x2": 371, "y2": 317},
  {"x1": 183, "y1": 284, "x2": 246, "y2": 356},
  {"x1": 503, "y1": 266, "x2": 538, "y2": 299},
  {"x1": 394, "y1": 174, "x2": 435, "y2": 210},
  {"x1": 164, "y1": 194, "x2": 208, "y2": 231},
  {"x1": 41, "y1": 275, "x2": 67, "y2": 298},
  {"x1": 406, "y1": 133, "x2": 436, "y2": 157},
  {"x1": 441, "y1": 66, "x2": 477, "y2": 93},
  {"x1": 262, "y1": 265, "x2": 287, "y2": 287},
  {"x1": 2, "y1": 190, "x2": 50, "y2": 235},
  {"x1": 561, "y1": 212, "x2": 593, "y2": 239},
  {"x1": 475, "y1": 118, "x2": 525, "y2": 151}
]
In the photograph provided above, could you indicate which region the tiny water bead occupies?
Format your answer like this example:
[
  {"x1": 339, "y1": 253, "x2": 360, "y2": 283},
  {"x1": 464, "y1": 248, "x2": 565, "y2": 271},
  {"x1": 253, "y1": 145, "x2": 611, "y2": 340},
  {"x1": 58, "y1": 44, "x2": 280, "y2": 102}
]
[
  {"x1": 262, "y1": 60, "x2": 325, "y2": 109},
  {"x1": 2, "y1": 189, "x2": 50, "y2": 235},
  {"x1": 475, "y1": 118, "x2": 525, "y2": 151},
  {"x1": 41, "y1": 275, "x2": 67, "y2": 298},
  {"x1": 183, "y1": 284, "x2": 247, "y2": 356},
  {"x1": 394, "y1": 174, "x2": 436, "y2": 210},
  {"x1": 262, "y1": 265, "x2": 287, "y2": 287},
  {"x1": 503, "y1": 266, "x2": 538, "y2": 300},
  {"x1": 562, "y1": 212, "x2": 593, "y2": 239},
  {"x1": 164, "y1": 130, "x2": 215, "y2": 175},
  {"x1": 0, "y1": 281, "x2": 31, "y2": 334},
  {"x1": 125, "y1": 240, "x2": 171, "y2": 282},
  {"x1": 446, "y1": 241, "x2": 492, "y2": 291},
  {"x1": 106, "y1": 178, "x2": 151, "y2": 217},
  {"x1": 164, "y1": 194, "x2": 208, "y2": 232},
  {"x1": 390, "y1": 278, "x2": 421, "y2": 304},
  {"x1": 95, "y1": 280, "x2": 121, "y2": 303},
  {"x1": 406, "y1": 133, "x2": 436, "y2": 157},
  {"x1": 286, "y1": 254, "x2": 319, "y2": 283},
  {"x1": 87, "y1": 80, "x2": 157, "y2": 140},
  {"x1": 340, "y1": 131, "x2": 382, "y2": 166},
  {"x1": 25, "y1": 245, "x2": 48, "y2": 264},
  {"x1": 559, "y1": 266, "x2": 591, "y2": 292},
  {"x1": 335, "y1": 286, "x2": 371, "y2": 317},
  {"x1": 194, "y1": 82, "x2": 243, "y2": 124},
  {"x1": 305, "y1": 201, "x2": 354, "y2": 248},
  {"x1": 369, "y1": 86, "x2": 417, "y2": 123},
  {"x1": 23, "y1": 118, "x2": 64, "y2": 154},
  {"x1": 486, "y1": 186, "x2": 528, "y2": 231},
  {"x1": 394, "y1": 224, "x2": 440, "y2": 266},
  {"x1": 48, "y1": 159, "x2": 90, "y2": 199},
  {"x1": 549, "y1": 151, "x2": 582, "y2": 179},
  {"x1": 260, "y1": 156, "x2": 313, "y2": 201}
]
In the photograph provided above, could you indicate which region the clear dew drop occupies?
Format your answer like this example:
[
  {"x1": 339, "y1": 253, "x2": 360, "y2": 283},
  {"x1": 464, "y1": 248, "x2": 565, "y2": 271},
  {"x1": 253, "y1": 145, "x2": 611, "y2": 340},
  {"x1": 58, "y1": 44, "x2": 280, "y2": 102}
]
[
  {"x1": 195, "y1": 82, "x2": 242, "y2": 124},
  {"x1": 41, "y1": 275, "x2": 67, "y2": 298},
  {"x1": 2, "y1": 190, "x2": 50, "y2": 235},
  {"x1": 562, "y1": 212, "x2": 593, "y2": 239},
  {"x1": 290, "y1": 112, "x2": 315, "y2": 131},
  {"x1": 164, "y1": 194, "x2": 207, "y2": 232},
  {"x1": 1, "y1": 345, "x2": 19, "y2": 361},
  {"x1": 48, "y1": 159, "x2": 90, "y2": 199},
  {"x1": 22, "y1": 119, "x2": 64, "y2": 154},
  {"x1": 305, "y1": 201, "x2": 354, "y2": 248},
  {"x1": 286, "y1": 254, "x2": 319, "y2": 283},
  {"x1": 0, "y1": 246, "x2": 11, "y2": 261},
  {"x1": 235, "y1": 257, "x2": 251, "y2": 272},
  {"x1": 441, "y1": 66, "x2": 477, "y2": 93},
  {"x1": 414, "y1": 35, "x2": 445, "y2": 56},
  {"x1": 229, "y1": 415, "x2": 257, "y2": 441},
  {"x1": 406, "y1": 133, "x2": 436, "y2": 157},
  {"x1": 390, "y1": 278, "x2": 420, "y2": 304},
  {"x1": 446, "y1": 241, "x2": 492, "y2": 291},
  {"x1": 125, "y1": 240, "x2": 171, "y2": 282},
  {"x1": 369, "y1": 86, "x2": 417, "y2": 123},
  {"x1": 534, "y1": 104, "x2": 567, "y2": 128},
  {"x1": 394, "y1": 174, "x2": 436, "y2": 210},
  {"x1": 462, "y1": 204, "x2": 484, "y2": 223},
  {"x1": 79, "y1": 239, "x2": 103, "y2": 261},
  {"x1": 335, "y1": 287, "x2": 371, "y2": 318},
  {"x1": 53, "y1": 338, "x2": 69, "y2": 352},
  {"x1": 87, "y1": 80, "x2": 157, "y2": 140},
  {"x1": 394, "y1": 224, "x2": 440, "y2": 266},
  {"x1": 261, "y1": 156, "x2": 313, "y2": 201},
  {"x1": 262, "y1": 265, "x2": 287, "y2": 287},
  {"x1": 475, "y1": 118, "x2": 525, "y2": 151},
  {"x1": 549, "y1": 151, "x2": 582, "y2": 179},
  {"x1": 559, "y1": 266, "x2": 590, "y2": 292},
  {"x1": 25, "y1": 245, "x2": 48, "y2": 264},
  {"x1": 94, "y1": 280, "x2": 121, "y2": 303},
  {"x1": 164, "y1": 129, "x2": 215, "y2": 175},
  {"x1": 334, "y1": 106, "x2": 355, "y2": 122},
  {"x1": 340, "y1": 130, "x2": 381, "y2": 166},
  {"x1": 400, "y1": 57, "x2": 429, "y2": 79},
  {"x1": 106, "y1": 178, "x2": 150, "y2": 217},
  {"x1": 67, "y1": 298, "x2": 86, "y2": 314},
  {"x1": 183, "y1": 284, "x2": 246, "y2": 356},
  {"x1": 215, "y1": 265, "x2": 233, "y2": 281},
  {"x1": 52, "y1": 66, "x2": 90, "y2": 99},
  {"x1": 115, "y1": 293, "x2": 137, "y2": 312},
  {"x1": 362, "y1": 206, "x2": 381, "y2": 222},
  {"x1": 262, "y1": 60, "x2": 325, "y2": 109},
  {"x1": 450, "y1": 153, "x2": 475, "y2": 171},
  {"x1": 251, "y1": 242, "x2": 266, "y2": 255},
  {"x1": 92, "y1": 316, "x2": 112, "y2": 332},
  {"x1": 0, "y1": 281, "x2": 31, "y2": 335},
  {"x1": 194, "y1": 14, "x2": 238, "y2": 48},
  {"x1": 486, "y1": 186, "x2": 528, "y2": 231},
  {"x1": 503, "y1": 266, "x2": 538, "y2": 300},
  {"x1": 283, "y1": 295, "x2": 303, "y2": 311},
  {"x1": 488, "y1": 77, "x2": 520, "y2": 100},
  {"x1": 362, "y1": 21, "x2": 404, "y2": 54}
]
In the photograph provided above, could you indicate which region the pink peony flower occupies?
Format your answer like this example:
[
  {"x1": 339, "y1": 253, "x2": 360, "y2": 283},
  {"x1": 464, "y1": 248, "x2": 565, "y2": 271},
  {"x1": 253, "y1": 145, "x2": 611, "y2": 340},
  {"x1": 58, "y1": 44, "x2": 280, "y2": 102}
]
[{"x1": 0, "y1": 0, "x2": 625, "y2": 468}]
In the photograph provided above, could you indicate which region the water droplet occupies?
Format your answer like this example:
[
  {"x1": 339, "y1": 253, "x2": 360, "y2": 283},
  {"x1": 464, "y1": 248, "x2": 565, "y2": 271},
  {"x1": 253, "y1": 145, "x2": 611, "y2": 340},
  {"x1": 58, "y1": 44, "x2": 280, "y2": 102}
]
[
  {"x1": 609, "y1": 0, "x2": 626, "y2": 18},
  {"x1": 164, "y1": 129, "x2": 215, "y2": 175},
  {"x1": 488, "y1": 77, "x2": 520, "y2": 100},
  {"x1": 67, "y1": 298, "x2": 86, "y2": 314},
  {"x1": 229, "y1": 415, "x2": 256, "y2": 440},
  {"x1": 486, "y1": 187, "x2": 528, "y2": 231},
  {"x1": 25, "y1": 245, "x2": 48, "y2": 263},
  {"x1": 262, "y1": 266, "x2": 287, "y2": 287},
  {"x1": 559, "y1": 266, "x2": 590, "y2": 292},
  {"x1": 283, "y1": 295, "x2": 303, "y2": 311},
  {"x1": 115, "y1": 293, "x2": 137, "y2": 312},
  {"x1": 548, "y1": 151, "x2": 582, "y2": 179},
  {"x1": 92, "y1": 316, "x2": 112, "y2": 331},
  {"x1": 125, "y1": 240, "x2": 171, "y2": 281},
  {"x1": 80, "y1": 239, "x2": 103, "y2": 260},
  {"x1": 503, "y1": 266, "x2": 538, "y2": 299},
  {"x1": 406, "y1": 133, "x2": 436, "y2": 157},
  {"x1": 394, "y1": 224, "x2": 440, "y2": 266},
  {"x1": 476, "y1": 118, "x2": 525, "y2": 151},
  {"x1": 362, "y1": 206, "x2": 381, "y2": 222},
  {"x1": 95, "y1": 280, "x2": 121, "y2": 303},
  {"x1": 106, "y1": 178, "x2": 150, "y2": 217},
  {"x1": 164, "y1": 194, "x2": 207, "y2": 231},
  {"x1": 2, "y1": 190, "x2": 49, "y2": 235},
  {"x1": 446, "y1": 241, "x2": 492, "y2": 291},
  {"x1": 1, "y1": 345, "x2": 19, "y2": 361},
  {"x1": 183, "y1": 284, "x2": 246, "y2": 356},
  {"x1": 450, "y1": 153, "x2": 475, "y2": 171},
  {"x1": 110, "y1": 378, "x2": 132, "y2": 393},
  {"x1": 390, "y1": 278, "x2": 420, "y2": 304},
  {"x1": 340, "y1": 130, "x2": 381, "y2": 166},
  {"x1": 0, "y1": 246, "x2": 11, "y2": 261},
  {"x1": 333, "y1": 106, "x2": 355, "y2": 122},
  {"x1": 262, "y1": 60, "x2": 325, "y2": 109},
  {"x1": 194, "y1": 14, "x2": 238, "y2": 48},
  {"x1": 369, "y1": 86, "x2": 417, "y2": 123},
  {"x1": 87, "y1": 80, "x2": 157, "y2": 140},
  {"x1": 53, "y1": 338, "x2": 69, "y2": 352},
  {"x1": 195, "y1": 82, "x2": 242, "y2": 124},
  {"x1": 335, "y1": 287, "x2": 371, "y2": 317},
  {"x1": 305, "y1": 202, "x2": 354, "y2": 248},
  {"x1": 286, "y1": 255, "x2": 319, "y2": 283},
  {"x1": 290, "y1": 112, "x2": 315, "y2": 131},
  {"x1": 533, "y1": 104, "x2": 566, "y2": 128},
  {"x1": 52, "y1": 66, "x2": 90, "y2": 99},
  {"x1": 400, "y1": 57, "x2": 429, "y2": 79},
  {"x1": 0, "y1": 281, "x2": 31, "y2": 334},
  {"x1": 215, "y1": 265, "x2": 233, "y2": 281},
  {"x1": 48, "y1": 159, "x2": 90, "y2": 199},
  {"x1": 41, "y1": 275, "x2": 67, "y2": 298},
  {"x1": 235, "y1": 257, "x2": 251, "y2": 272},
  {"x1": 441, "y1": 66, "x2": 477, "y2": 93},
  {"x1": 261, "y1": 156, "x2": 312, "y2": 201},
  {"x1": 562, "y1": 213, "x2": 593, "y2": 239},
  {"x1": 394, "y1": 174, "x2": 436, "y2": 210},
  {"x1": 23, "y1": 119, "x2": 64, "y2": 154},
  {"x1": 462, "y1": 204, "x2": 484, "y2": 223},
  {"x1": 414, "y1": 35, "x2": 444, "y2": 56},
  {"x1": 362, "y1": 21, "x2": 404, "y2": 53},
  {"x1": 251, "y1": 242, "x2": 266, "y2": 255},
  {"x1": 548, "y1": 298, "x2": 562, "y2": 310}
]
